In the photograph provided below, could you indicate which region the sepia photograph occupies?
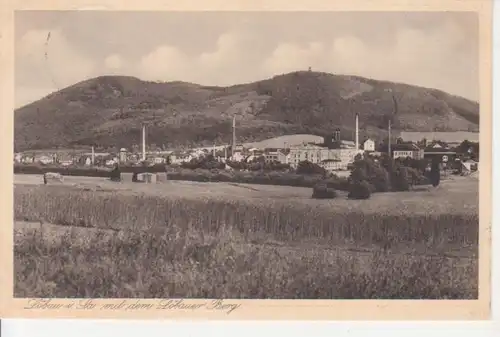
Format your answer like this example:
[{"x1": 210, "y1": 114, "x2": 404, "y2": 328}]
[{"x1": 10, "y1": 8, "x2": 484, "y2": 304}]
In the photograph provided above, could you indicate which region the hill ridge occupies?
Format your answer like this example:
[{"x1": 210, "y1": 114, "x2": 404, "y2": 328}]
[{"x1": 14, "y1": 71, "x2": 479, "y2": 151}]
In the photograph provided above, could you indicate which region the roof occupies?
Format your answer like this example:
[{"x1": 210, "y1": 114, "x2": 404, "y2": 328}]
[
  {"x1": 424, "y1": 147, "x2": 456, "y2": 154},
  {"x1": 399, "y1": 131, "x2": 479, "y2": 144},
  {"x1": 392, "y1": 143, "x2": 421, "y2": 151}
]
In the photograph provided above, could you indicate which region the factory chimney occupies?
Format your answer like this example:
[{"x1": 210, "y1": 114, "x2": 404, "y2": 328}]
[
  {"x1": 142, "y1": 123, "x2": 147, "y2": 162},
  {"x1": 91, "y1": 146, "x2": 95, "y2": 166},
  {"x1": 355, "y1": 113, "x2": 359, "y2": 150},
  {"x1": 232, "y1": 116, "x2": 236, "y2": 154}
]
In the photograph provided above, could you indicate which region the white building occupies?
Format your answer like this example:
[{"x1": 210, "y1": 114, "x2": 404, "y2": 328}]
[
  {"x1": 319, "y1": 159, "x2": 343, "y2": 172},
  {"x1": 288, "y1": 144, "x2": 362, "y2": 170},
  {"x1": 363, "y1": 139, "x2": 375, "y2": 152},
  {"x1": 231, "y1": 152, "x2": 246, "y2": 162}
]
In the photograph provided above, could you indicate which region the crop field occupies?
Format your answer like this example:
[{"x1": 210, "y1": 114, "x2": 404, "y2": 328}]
[{"x1": 13, "y1": 174, "x2": 479, "y2": 299}]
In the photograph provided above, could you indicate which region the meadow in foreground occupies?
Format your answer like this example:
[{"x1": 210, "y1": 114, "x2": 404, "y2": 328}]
[{"x1": 14, "y1": 183, "x2": 479, "y2": 299}]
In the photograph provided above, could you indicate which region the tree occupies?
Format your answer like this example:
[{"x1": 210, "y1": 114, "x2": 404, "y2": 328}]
[
  {"x1": 429, "y1": 160, "x2": 441, "y2": 187},
  {"x1": 348, "y1": 181, "x2": 372, "y2": 200},
  {"x1": 296, "y1": 160, "x2": 326, "y2": 176},
  {"x1": 349, "y1": 155, "x2": 390, "y2": 192},
  {"x1": 110, "y1": 164, "x2": 122, "y2": 182},
  {"x1": 391, "y1": 166, "x2": 410, "y2": 191}
]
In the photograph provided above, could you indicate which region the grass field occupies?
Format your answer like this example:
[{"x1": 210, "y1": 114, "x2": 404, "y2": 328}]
[{"x1": 13, "y1": 174, "x2": 479, "y2": 299}]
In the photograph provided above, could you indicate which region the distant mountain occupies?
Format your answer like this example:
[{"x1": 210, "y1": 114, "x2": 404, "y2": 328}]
[{"x1": 14, "y1": 71, "x2": 479, "y2": 151}]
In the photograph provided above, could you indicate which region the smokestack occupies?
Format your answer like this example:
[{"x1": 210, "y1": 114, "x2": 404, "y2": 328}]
[
  {"x1": 91, "y1": 146, "x2": 95, "y2": 165},
  {"x1": 213, "y1": 143, "x2": 216, "y2": 157},
  {"x1": 224, "y1": 146, "x2": 227, "y2": 159},
  {"x1": 232, "y1": 116, "x2": 236, "y2": 154},
  {"x1": 388, "y1": 120, "x2": 392, "y2": 156},
  {"x1": 142, "y1": 123, "x2": 146, "y2": 161},
  {"x1": 355, "y1": 113, "x2": 359, "y2": 150}
]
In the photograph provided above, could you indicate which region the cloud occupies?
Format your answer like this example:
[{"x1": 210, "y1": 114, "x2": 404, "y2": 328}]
[
  {"x1": 15, "y1": 14, "x2": 478, "y2": 106},
  {"x1": 263, "y1": 42, "x2": 326, "y2": 74},
  {"x1": 16, "y1": 29, "x2": 95, "y2": 90},
  {"x1": 137, "y1": 31, "x2": 266, "y2": 85},
  {"x1": 137, "y1": 45, "x2": 191, "y2": 82},
  {"x1": 261, "y1": 19, "x2": 477, "y2": 100},
  {"x1": 104, "y1": 54, "x2": 124, "y2": 70}
]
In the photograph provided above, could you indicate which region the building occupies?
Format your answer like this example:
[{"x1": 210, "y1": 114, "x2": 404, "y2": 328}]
[
  {"x1": 319, "y1": 159, "x2": 343, "y2": 172},
  {"x1": 391, "y1": 143, "x2": 424, "y2": 160},
  {"x1": 288, "y1": 144, "x2": 362, "y2": 170},
  {"x1": 231, "y1": 152, "x2": 246, "y2": 162},
  {"x1": 14, "y1": 153, "x2": 22, "y2": 163},
  {"x1": 263, "y1": 148, "x2": 280, "y2": 163},
  {"x1": 461, "y1": 159, "x2": 478, "y2": 173},
  {"x1": 423, "y1": 142, "x2": 457, "y2": 164},
  {"x1": 36, "y1": 155, "x2": 54, "y2": 165},
  {"x1": 363, "y1": 139, "x2": 375, "y2": 152},
  {"x1": 288, "y1": 144, "x2": 330, "y2": 167},
  {"x1": 119, "y1": 148, "x2": 128, "y2": 163},
  {"x1": 399, "y1": 131, "x2": 479, "y2": 148}
]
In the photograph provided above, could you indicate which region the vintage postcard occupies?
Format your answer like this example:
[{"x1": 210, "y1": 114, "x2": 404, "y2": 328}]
[{"x1": 0, "y1": 0, "x2": 493, "y2": 320}]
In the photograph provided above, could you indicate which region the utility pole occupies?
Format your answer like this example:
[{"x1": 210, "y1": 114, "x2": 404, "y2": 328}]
[
  {"x1": 388, "y1": 119, "x2": 392, "y2": 157},
  {"x1": 386, "y1": 89, "x2": 398, "y2": 158}
]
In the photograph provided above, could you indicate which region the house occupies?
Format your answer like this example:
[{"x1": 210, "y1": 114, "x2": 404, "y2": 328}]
[
  {"x1": 339, "y1": 140, "x2": 356, "y2": 149},
  {"x1": 391, "y1": 143, "x2": 424, "y2": 160},
  {"x1": 14, "y1": 153, "x2": 23, "y2": 163},
  {"x1": 363, "y1": 139, "x2": 375, "y2": 152},
  {"x1": 37, "y1": 155, "x2": 54, "y2": 165},
  {"x1": 231, "y1": 152, "x2": 246, "y2": 162},
  {"x1": 60, "y1": 160, "x2": 73, "y2": 167},
  {"x1": 21, "y1": 155, "x2": 35, "y2": 164},
  {"x1": 105, "y1": 159, "x2": 117, "y2": 167},
  {"x1": 170, "y1": 153, "x2": 193, "y2": 165},
  {"x1": 423, "y1": 142, "x2": 457, "y2": 164},
  {"x1": 153, "y1": 157, "x2": 166, "y2": 165},
  {"x1": 319, "y1": 159, "x2": 343, "y2": 172},
  {"x1": 119, "y1": 148, "x2": 128, "y2": 163}
]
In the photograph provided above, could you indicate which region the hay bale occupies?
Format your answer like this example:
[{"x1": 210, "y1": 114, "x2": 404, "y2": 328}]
[{"x1": 43, "y1": 172, "x2": 64, "y2": 185}]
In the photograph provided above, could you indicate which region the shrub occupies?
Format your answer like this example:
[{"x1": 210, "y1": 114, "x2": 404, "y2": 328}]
[
  {"x1": 109, "y1": 165, "x2": 121, "y2": 182},
  {"x1": 296, "y1": 160, "x2": 326, "y2": 176},
  {"x1": 312, "y1": 183, "x2": 337, "y2": 199},
  {"x1": 323, "y1": 176, "x2": 350, "y2": 192},
  {"x1": 348, "y1": 181, "x2": 372, "y2": 200},
  {"x1": 430, "y1": 161, "x2": 441, "y2": 187},
  {"x1": 349, "y1": 155, "x2": 390, "y2": 192},
  {"x1": 391, "y1": 166, "x2": 411, "y2": 191}
]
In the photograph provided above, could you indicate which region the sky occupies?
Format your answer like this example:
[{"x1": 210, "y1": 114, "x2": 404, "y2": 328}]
[{"x1": 14, "y1": 11, "x2": 479, "y2": 108}]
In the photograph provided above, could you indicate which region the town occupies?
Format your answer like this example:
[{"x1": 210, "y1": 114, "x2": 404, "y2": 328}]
[{"x1": 14, "y1": 115, "x2": 480, "y2": 178}]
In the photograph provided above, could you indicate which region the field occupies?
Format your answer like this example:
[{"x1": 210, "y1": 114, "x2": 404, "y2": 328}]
[{"x1": 14, "y1": 174, "x2": 479, "y2": 299}]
